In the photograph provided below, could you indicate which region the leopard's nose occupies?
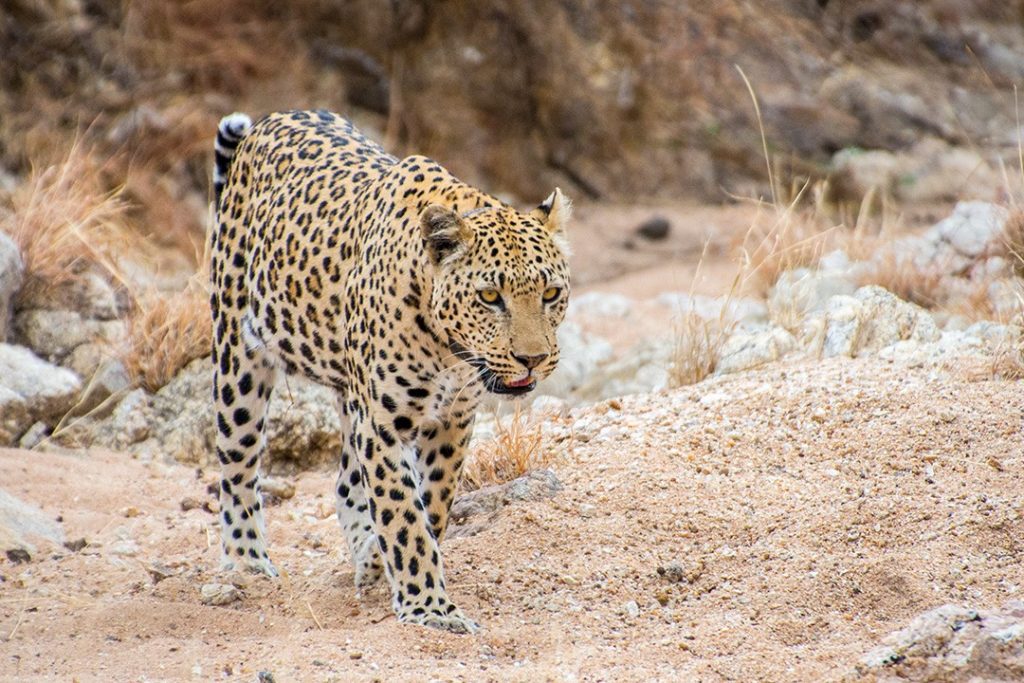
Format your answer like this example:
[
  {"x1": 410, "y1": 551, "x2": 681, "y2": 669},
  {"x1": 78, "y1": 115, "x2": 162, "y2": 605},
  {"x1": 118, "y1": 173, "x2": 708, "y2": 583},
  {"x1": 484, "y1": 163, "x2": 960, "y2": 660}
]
[{"x1": 512, "y1": 352, "x2": 548, "y2": 370}]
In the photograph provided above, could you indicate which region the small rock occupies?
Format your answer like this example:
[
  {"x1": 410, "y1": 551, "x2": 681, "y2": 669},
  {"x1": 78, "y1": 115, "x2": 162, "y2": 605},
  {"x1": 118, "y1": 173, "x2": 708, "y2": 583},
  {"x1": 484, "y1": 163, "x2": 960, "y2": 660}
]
[
  {"x1": 147, "y1": 562, "x2": 177, "y2": 583},
  {"x1": 636, "y1": 216, "x2": 671, "y2": 241},
  {"x1": 180, "y1": 497, "x2": 202, "y2": 512},
  {"x1": 624, "y1": 600, "x2": 640, "y2": 618},
  {"x1": 348, "y1": 651, "x2": 364, "y2": 660},
  {"x1": 121, "y1": 506, "x2": 141, "y2": 518},
  {"x1": 6, "y1": 548, "x2": 31, "y2": 564},
  {"x1": 200, "y1": 582, "x2": 243, "y2": 606},
  {"x1": 450, "y1": 470, "x2": 563, "y2": 525},
  {"x1": 256, "y1": 671, "x2": 276, "y2": 683},
  {"x1": 261, "y1": 477, "x2": 296, "y2": 500},
  {"x1": 17, "y1": 421, "x2": 50, "y2": 449},
  {"x1": 108, "y1": 540, "x2": 138, "y2": 556},
  {"x1": 63, "y1": 538, "x2": 88, "y2": 552}
]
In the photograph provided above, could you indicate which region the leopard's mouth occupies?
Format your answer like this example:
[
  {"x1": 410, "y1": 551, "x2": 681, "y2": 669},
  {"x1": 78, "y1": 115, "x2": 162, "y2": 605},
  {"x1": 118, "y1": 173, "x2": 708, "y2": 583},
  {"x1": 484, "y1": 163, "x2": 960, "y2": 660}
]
[
  {"x1": 448, "y1": 340, "x2": 538, "y2": 396},
  {"x1": 486, "y1": 372, "x2": 537, "y2": 396}
]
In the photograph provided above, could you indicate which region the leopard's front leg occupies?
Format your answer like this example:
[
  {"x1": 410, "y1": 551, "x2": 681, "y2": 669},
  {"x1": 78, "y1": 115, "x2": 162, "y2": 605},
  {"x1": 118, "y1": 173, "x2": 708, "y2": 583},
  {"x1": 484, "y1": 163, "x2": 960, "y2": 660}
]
[
  {"x1": 351, "y1": 409, "x2": 479, "y2": 634},
  {"x1": 415, "y1": 416, "x2": 474, "y2": 543}
]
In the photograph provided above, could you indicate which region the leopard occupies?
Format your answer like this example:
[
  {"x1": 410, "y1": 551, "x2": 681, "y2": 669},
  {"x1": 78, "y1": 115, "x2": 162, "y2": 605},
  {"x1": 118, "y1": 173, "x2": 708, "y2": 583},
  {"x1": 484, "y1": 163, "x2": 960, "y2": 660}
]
[{"x1": 209, "y1": 109, "x2": 571, "y2": 634}]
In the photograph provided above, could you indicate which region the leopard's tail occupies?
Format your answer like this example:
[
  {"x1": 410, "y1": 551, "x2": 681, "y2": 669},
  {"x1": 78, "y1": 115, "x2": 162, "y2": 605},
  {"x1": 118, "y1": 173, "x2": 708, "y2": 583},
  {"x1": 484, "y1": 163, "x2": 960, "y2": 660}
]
[{"x1": 213, "y1": 112, "x2": 252, "y2": 210}]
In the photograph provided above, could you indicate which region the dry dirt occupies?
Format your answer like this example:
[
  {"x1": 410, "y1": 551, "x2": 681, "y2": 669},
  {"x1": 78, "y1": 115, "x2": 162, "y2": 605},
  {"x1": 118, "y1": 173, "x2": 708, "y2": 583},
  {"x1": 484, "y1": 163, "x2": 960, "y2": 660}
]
[{"x1": 1, "y1": 351, "x2": 1022, "y2": 682}]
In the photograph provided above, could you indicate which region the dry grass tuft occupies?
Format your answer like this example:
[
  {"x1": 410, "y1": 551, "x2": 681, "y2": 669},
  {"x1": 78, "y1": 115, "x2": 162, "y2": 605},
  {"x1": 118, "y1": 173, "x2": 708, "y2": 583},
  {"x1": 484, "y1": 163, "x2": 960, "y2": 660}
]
[
  {"x1": 1003, "y1": 210, "x2": 1024, "y2": 277},
  {"x1": 856, "y1": 252, "x2": 947, "y2": 310},
  {"x1": 461, "y1": 403, "x2": 553, "y2": 491},
  {"x1": 121, "y1": 279, "x2": 212, "y2": 393},
  {"x1": 989, "y1": 286, "x2": 1024, "y2": 380},
  {"x1": 737, "y1": 184, "x2": 835, "y2": 295},
  {"x1": 669, "y1": 305, "x2": 736, "y2": 388},
  {"x1": 0, "y1": 143, "x2": 133, "y2": 305}
]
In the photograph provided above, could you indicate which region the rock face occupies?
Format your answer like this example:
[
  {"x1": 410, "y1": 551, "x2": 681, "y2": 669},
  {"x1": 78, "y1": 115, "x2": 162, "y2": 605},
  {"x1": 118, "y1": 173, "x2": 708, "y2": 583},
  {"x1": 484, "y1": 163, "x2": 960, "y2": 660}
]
[
  {"x1": 0, "y1": 232, "x2": 22, "y2": 343},
  {"x1": 0, "y1": 344, "x2": 81, "y2": 444},
  {"x1": 845, "y1": 602, "x2": 1024, "y2": 682}
]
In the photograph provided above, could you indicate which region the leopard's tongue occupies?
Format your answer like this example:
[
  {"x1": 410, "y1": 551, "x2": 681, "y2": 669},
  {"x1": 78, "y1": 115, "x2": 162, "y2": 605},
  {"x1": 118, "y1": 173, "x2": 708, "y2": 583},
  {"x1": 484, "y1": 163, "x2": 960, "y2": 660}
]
[{"x1": 506, "y1": 376, "x2": 533, "y2": 388}]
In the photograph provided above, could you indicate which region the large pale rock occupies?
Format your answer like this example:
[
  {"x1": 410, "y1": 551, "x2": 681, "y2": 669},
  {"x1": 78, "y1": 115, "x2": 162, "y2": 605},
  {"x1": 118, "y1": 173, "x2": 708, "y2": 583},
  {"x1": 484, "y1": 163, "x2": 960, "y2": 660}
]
[
  {"x1": 0, "y1": 232, "x2": 23, "y2": 343},
  {"x1": 0, "y1": 488, "x2": 64, "y2": 556},
  {"x1": 845, "y1": 602, "x2": 1024, "y2": 682},
  {"x1": 0, "y1": 344, "x2": 81, "y2": 443},
  {"x1": 716, "y1": 326, "x2": 797, "y2": 376},
  {"x1": 806, "y1": 286, "x2": 940, "y2": 358},
  {"x1": 930, "y1": 201, "x2": 1009, "y2": 259},
  {"x1": 13, "y1": 309, "x2": 124, "y2": 361}
]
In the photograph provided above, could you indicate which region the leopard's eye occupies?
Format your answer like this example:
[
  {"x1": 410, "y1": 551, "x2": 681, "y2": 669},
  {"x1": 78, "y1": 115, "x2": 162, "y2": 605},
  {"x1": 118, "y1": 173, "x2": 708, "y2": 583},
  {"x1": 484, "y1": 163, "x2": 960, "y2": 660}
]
[
  {"x1": 542, "y1": 286, "x2": 561, "y2": 303},
  {"x1": 479, "y1": 289, "x2": 502, "y2": 306}
]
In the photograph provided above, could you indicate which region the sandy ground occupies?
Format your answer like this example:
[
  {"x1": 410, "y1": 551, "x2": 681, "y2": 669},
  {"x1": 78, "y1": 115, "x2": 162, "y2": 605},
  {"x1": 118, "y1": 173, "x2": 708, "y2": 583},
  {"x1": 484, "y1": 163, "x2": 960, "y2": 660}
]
[{"x1": 2, "y1": 352, "x2": 1022, "y2": 682}]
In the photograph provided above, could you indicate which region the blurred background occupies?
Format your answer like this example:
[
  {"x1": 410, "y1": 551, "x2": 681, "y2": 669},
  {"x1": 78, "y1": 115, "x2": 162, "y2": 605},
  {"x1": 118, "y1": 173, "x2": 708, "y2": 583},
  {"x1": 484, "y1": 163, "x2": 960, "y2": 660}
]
[
  {"x1": 3, "y1": 0, "x2": 1023, "y2": 267},
  {"x1": 1, "y1": 0, "x2": 1024, "y2": 427}
]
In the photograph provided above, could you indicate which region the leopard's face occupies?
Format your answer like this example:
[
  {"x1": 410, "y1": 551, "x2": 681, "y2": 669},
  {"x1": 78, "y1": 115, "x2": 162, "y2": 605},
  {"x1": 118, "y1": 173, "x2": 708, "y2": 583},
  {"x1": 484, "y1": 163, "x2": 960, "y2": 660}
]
[{"x1": 422, "y1": 191, "x2": 572, "y2": 396}]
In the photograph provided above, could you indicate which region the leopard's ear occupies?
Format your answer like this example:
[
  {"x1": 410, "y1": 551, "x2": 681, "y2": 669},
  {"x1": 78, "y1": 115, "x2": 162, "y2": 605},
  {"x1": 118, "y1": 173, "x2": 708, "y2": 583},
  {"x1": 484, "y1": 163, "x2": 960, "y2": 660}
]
[
  {"x1": 420, "y1": 204, "x2": 474, "y2": 265},
  {"x1": 531, "y1": 187, "x2": 572, "y2": 236}
]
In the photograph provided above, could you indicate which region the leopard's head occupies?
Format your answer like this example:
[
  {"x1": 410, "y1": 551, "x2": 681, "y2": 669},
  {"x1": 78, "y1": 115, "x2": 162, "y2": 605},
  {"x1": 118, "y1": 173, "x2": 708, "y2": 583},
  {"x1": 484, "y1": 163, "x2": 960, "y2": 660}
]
[{"x1": 422, "y1": 190, "x2": 572, "y2": 396}]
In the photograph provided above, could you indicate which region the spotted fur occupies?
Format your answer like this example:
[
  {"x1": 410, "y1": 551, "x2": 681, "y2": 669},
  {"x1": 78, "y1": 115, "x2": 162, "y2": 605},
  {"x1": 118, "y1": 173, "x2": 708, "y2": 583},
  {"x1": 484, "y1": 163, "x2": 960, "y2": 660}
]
[{"x1": 209, "y1": 109, "x2": 571, "y2": 633}]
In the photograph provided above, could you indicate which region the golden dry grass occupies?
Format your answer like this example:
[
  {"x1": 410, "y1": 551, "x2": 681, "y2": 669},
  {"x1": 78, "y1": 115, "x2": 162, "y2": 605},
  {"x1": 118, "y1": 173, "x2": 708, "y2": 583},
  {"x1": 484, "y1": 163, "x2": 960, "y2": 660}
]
[
  {"x1": 856, "y1": 251, "x2": 947, "y2": 310},
  {"x1": 989, "y1": 287, "x2": 1024, "y2": 379},
  {"x1": 0, "y1": 143, "x2": 133, "y2": 305},
  {"x1": 1003, "y1": 210, "x2": 1024, "y2": 277},
  {"x1": 461, "y1": 403, "x2": 554, "y2": 491},
  {"x1": 120, "y1": 279, "x2": 212, "y2": 393}
]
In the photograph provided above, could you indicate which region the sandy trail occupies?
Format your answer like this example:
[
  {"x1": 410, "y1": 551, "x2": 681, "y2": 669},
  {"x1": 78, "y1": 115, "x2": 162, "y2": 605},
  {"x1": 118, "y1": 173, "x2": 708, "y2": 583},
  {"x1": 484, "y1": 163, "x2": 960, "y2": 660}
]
[{"x1": 2, "y1": 354, "x2": 1021, "y2": 682}]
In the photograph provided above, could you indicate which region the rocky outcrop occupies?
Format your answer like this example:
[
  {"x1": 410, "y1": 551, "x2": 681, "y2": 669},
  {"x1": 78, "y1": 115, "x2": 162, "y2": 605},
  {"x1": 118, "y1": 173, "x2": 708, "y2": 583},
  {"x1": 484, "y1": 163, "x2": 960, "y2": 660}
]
[
  {"x1": 804, "y1": 286, "x2": 942, "y2": 358},
  {"x1": 81, "y1": 358, "x2": 343, "y2": 471},
  {"x1": 845, "y1": 602, "x2": 1024, "y2": 682}
]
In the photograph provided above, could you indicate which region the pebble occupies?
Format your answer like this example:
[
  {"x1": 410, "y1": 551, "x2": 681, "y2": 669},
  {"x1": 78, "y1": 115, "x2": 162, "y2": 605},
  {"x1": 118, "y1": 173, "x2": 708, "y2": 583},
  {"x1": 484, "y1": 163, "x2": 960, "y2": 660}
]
[
  {"x1": 108, "y1": 540, "x2": 139, "y2": 556},
  {"x1": 200, "y1": 582, "x2": 243, "y2": 606},
  {"x1": 624, "y1": 600, "x2": 641, "y2": 618},
  {"x1": 636, "y1": 216, "x2": 671, "y2": 241},
  {"x1": 261, "y1": 477, "x2": 296, "y2": 500}
]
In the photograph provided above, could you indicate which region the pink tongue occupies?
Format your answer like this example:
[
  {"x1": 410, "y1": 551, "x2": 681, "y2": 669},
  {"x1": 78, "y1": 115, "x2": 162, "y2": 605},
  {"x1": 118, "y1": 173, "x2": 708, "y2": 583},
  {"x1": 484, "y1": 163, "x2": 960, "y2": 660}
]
[{"x1": 507, "y1": 377, "x2": 532, "y2": 388}]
